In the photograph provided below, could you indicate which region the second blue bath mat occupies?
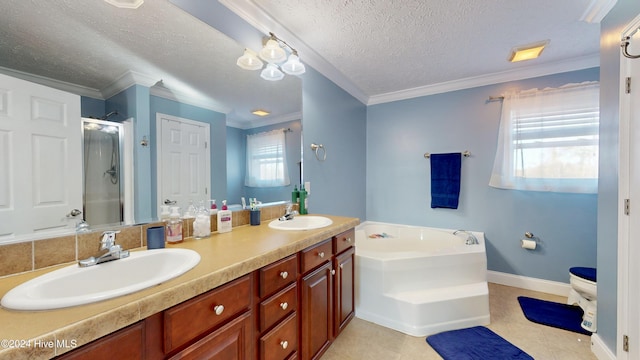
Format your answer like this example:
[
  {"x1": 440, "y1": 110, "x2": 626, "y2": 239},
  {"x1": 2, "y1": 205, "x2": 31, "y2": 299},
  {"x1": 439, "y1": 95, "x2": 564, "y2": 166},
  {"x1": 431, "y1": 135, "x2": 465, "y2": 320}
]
[
  {"x1": 518, "y1": 296, "x2": 592, "y2": 335},
  {"x1": 426, "y1": 326, "x2": 533, "y2": 360}
]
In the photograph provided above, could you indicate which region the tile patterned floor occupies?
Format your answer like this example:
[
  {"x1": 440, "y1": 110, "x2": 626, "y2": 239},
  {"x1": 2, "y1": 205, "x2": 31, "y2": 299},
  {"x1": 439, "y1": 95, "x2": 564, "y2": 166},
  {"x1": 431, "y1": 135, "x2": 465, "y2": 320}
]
[{"x1": 321, "y1": 283, "x2": 597, "y2": 360}]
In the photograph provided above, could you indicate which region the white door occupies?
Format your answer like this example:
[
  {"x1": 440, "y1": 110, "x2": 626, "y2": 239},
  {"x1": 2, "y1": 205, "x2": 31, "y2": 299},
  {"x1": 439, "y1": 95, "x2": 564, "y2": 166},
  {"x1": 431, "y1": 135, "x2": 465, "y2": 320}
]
[
  {"x1": 157, "y1": 113, "x2": 210, "y2": 213},
  {"x1": 619, "y1": 17, "x2": 640, "y2": 360},
  {"x1": 0, "y1": 73, "x2": 82, "y2": 240}
]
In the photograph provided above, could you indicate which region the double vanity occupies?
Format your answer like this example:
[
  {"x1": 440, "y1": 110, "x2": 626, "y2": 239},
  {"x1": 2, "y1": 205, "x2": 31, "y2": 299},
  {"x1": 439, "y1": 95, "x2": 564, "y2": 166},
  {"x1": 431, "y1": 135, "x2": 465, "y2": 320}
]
[{"x1": 0, "y1": 213, "x2": 359, "y2": 359}]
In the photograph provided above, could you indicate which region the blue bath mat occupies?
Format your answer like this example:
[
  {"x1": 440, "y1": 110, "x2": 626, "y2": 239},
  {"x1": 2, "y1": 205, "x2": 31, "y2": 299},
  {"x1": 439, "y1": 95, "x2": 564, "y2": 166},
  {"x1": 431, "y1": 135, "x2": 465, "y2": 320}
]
[
  {"x1": 518, "y1": 296, "x2": 592, "y2": 335},
  {"x1": 426, "y1": 326, "x2": 533, "y2": 360}
]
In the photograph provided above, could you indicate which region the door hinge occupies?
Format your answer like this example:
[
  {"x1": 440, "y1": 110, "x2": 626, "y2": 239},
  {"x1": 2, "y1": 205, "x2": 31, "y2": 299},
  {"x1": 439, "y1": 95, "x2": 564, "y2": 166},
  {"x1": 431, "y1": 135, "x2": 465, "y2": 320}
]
[
  {"x1": 625, "y1": 199, "x2": 630, "y2": 215},
  {"x1": 623, "y1": 334, "x2": 629, "y2": 352},
  {"x1": 205, "y1": 187, "x2": 208, "y2": 195},
  {"x1": 205, "y1": 141, "x2": 208, "y2": 149},
  {"x1": 626, "y1": 77, "x2": 631, "y2": 94}
]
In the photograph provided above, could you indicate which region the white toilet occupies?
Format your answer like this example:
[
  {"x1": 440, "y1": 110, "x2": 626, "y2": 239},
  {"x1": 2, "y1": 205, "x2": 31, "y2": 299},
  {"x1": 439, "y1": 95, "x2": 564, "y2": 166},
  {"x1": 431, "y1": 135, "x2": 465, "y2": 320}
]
[{"x1": 567, "y1": 267, "x2": 597, "y2": 332}]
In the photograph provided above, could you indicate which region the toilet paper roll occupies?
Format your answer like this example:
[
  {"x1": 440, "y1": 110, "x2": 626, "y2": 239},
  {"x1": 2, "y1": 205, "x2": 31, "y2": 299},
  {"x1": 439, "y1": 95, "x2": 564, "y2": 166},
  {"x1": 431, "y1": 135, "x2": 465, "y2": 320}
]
[{"x1": 521, "y1": 239, "x2": 536, "y2": 250}]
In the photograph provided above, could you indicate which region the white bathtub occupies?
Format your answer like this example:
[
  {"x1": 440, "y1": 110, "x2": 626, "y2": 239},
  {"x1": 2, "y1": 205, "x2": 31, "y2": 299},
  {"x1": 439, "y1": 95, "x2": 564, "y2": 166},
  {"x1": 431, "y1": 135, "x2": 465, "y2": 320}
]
[{"x1": 355, "y1": 221, "x2": 490, "y2": 336}]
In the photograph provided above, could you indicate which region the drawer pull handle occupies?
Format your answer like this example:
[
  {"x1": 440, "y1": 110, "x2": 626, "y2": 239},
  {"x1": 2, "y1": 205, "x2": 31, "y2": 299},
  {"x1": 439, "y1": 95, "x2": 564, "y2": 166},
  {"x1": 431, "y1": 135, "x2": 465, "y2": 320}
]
[
  {"x1": 280, "y1": 302, "x2": 288, "y2": 310},
  {"x1": 280, "y1": 340, "x2": 289, "y2": 349},
  {"x1": 318, "y1": 251, "x2": 325, "y2": 258},
  {"x1": 213, "y1": 305, "x2": 224, "y2": 315},
  {"x1": 280, "y1": 271, "x2": 288, "y2": 279},
  {"x1": 331, "y1": 269, "x2": 336, "y2": 275},
  {"x1": 345, "y1": 237, "x2": 352, "y2": 243}
]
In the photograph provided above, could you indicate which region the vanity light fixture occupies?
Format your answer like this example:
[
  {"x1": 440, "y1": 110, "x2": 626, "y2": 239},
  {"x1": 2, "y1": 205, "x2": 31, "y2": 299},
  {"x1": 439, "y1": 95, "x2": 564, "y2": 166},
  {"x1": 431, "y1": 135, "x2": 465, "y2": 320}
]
[
  {"x1": 104, "y1": 0, "x2": 144, "y2": 9},
  {"x1": 508, "y1": 40, "x2": 549, "y2": 62},
  {"x1": 237, "y1": 32, "x2": 306, "y2": 80},
  {"x1": 251, "y1": 109, "x2": 270, "y2": 117}
]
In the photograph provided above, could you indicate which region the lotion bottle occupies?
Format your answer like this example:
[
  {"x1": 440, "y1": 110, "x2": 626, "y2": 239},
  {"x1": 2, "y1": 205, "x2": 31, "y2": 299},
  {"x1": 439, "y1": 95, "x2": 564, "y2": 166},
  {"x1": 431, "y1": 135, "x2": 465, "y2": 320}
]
[
  {"x1": 299, "y1": 186, "x2": 307, "y2": 215},
  {"x1": 217, "y1": 206, "x2": 232, "y2": 233}
]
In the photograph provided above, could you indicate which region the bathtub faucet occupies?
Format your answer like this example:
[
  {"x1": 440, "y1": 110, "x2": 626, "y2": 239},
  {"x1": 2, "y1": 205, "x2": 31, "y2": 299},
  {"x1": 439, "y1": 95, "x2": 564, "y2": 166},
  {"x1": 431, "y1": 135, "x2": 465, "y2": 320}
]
[{"x1": 453, "y1": 230, "x2": 479, "y2": 245}]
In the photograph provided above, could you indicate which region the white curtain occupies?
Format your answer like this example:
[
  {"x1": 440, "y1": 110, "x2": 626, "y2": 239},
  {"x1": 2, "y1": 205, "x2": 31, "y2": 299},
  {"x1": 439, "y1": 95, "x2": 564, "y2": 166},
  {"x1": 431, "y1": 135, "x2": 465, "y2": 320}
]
[
  {"x1": 489, "y1": 82, "x2": 599, "y2": 193},
  {"x1": 245, "y1": 129, "x2": 290, "y2": 187}
]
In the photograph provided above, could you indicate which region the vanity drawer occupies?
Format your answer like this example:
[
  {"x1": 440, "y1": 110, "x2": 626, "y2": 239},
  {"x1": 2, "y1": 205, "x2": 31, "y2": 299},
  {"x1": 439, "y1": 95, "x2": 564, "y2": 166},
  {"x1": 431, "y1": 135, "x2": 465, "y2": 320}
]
[
  {"x1": 259, "y1": 283, "x2": 297, "y2": 332},
  {"x1": 334, "y1": 228, "x2": 355, "y2": 255},
  {"x1": 300, "y1": 239, "x2": 332, "y2": 274},
  {"x1": 259, "y1": 254, "x2": 297, "y2": 298},
  {"x1": 259, "y1": 312, "x2": 298, "y2": 360},
  {"x1": 163, "y1": 274, "x2": 252, "y2": 354}
]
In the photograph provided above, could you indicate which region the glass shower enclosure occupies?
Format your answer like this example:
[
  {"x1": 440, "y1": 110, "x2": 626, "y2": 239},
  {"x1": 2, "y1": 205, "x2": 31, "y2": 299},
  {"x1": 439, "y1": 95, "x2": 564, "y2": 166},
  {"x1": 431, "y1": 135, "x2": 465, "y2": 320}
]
[{"x1": 82, "y1": 118, "x2": 124, "y2": 226}]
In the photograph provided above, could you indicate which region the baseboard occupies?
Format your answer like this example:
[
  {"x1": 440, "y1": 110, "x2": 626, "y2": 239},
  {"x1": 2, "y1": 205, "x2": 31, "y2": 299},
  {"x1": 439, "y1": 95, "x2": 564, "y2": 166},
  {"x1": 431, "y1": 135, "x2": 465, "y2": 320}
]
[
  {"x1": 590, "y1": 334, "x2": 616, "y2": 360},
  {"x1": 487, "y1": 271, "x2": 571, "y2": 297}
]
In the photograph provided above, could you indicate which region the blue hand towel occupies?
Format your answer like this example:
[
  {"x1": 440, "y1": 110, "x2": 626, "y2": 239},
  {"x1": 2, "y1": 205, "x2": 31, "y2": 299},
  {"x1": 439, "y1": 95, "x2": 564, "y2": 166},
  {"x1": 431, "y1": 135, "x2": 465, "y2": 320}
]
[{"x1": 430, "y1": 153, "x2": 461, "y2": 209}]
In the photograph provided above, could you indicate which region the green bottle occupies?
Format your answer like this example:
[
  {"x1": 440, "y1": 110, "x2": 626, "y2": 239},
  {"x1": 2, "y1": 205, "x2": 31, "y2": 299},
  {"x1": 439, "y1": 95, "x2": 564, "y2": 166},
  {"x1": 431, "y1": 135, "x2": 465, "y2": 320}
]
[
  {"x1": 299, "y1": 185, "x2": 307, "y2": 214},
  {"x1": 292, "y1": 185, "x2": 299, "y2": 205}
]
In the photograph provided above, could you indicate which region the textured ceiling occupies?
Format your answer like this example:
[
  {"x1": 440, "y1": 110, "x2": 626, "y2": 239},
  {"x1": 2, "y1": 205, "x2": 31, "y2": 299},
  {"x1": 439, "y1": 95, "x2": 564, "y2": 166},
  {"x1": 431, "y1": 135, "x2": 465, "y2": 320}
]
[
  {"x1": 0, "y1": 0, "x2": 301, "y2": 126},
  {"x1": 0, "y1": 0, "x2": 601, "y2": 125},
  {"x1": 248, "y1": 0, "x2": 601, "y2": 99}
]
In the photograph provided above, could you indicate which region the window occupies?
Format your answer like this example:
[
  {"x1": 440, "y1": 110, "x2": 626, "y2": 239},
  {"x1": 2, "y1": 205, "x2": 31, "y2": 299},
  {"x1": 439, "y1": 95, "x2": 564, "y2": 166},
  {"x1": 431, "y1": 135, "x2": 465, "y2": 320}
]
[
  {"x1": 245, "y1": 129, "x2": 290, "y2": 187},
  {"x1": 489, "y1": 82, "x2": 599, "y2": 193}
]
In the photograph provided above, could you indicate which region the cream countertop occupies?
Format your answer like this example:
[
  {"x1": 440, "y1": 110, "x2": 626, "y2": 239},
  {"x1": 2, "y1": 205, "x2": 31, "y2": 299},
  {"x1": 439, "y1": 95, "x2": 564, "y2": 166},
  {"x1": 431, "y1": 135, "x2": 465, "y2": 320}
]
[{"x1": 0, "y1": 214, "x2": 359, "y2": 359}]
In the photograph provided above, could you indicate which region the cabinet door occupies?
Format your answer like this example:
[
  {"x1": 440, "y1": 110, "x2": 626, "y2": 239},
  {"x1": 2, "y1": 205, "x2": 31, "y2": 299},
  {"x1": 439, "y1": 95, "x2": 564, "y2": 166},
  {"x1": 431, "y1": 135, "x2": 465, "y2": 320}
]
[
  {"x1": 300, "y1": 262, "x2": 333, "y2": 360},
  {"x1": 56, "y1": 321, "x2": 145, "y2": 360},
  {"x1": 169, "y1": 311, "x2": 252, "y2": 360},
  {"x1": 334, "y1": 247, "x2": 355, "y2": 336}
]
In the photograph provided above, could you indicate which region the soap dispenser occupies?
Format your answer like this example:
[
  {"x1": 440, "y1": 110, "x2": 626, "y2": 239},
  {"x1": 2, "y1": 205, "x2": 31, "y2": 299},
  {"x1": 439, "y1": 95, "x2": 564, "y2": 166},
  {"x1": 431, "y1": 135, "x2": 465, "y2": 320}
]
[
  {"x1": 292, "y1": 185, "x2": 299, "y2": 205},
  {"x1": 166, "y1": 207, "x2": 183, "y2": 244},
  {"x1": 299, "y1": 185, "x2": 308, "y2": 215}
]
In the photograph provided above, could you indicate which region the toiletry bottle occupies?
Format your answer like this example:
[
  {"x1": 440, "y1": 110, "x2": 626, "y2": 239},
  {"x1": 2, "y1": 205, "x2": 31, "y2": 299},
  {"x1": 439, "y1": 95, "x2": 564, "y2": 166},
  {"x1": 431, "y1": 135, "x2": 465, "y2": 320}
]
[
  {"x1": 193, "y1": 200, "x2": 210, "y2": 239},
  {"x1": 160, "y1": 205, "x2": 170, "y2": 222},
  {"x1": 166, "y1": 207, "x2": 183, "y2": 244},
  {"x1": 217, "y1": 207, "x2": 232, "y2": 233},
  {"x1": 299, "y1": 186, "x2": 307, "y2": 215},
  {"x1": 222, "y1": 200, "x2": 228, "y2": 210},
  {"x1": 292, "y1": 185, "x2": 299, "y2": 204},
  {"x1": 209, "y1": 199, "x2": 217, "y2": 215}
]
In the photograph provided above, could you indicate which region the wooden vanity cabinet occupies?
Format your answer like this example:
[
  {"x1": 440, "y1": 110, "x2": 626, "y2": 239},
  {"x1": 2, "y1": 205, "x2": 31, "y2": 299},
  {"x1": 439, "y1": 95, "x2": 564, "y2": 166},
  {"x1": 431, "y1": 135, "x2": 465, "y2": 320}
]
[{"x1": 54, "y1": 227, "x2": 356, "y2": 360}]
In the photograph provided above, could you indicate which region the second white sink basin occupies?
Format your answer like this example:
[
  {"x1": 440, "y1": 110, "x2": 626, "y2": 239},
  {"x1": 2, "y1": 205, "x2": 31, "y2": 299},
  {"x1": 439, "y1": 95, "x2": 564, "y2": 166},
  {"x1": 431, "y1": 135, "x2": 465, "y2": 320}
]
[
  {"x1": 268, "y1": 216, "x2": 333, "y2": 231},
  {"x1": 1, "y1": 248, "x2": 200, "y2": 311}
]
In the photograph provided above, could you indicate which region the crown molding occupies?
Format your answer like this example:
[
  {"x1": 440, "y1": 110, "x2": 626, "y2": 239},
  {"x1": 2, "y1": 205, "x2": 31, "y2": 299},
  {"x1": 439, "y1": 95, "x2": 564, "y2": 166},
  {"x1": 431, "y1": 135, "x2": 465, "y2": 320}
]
[
  {"x1": 580, "y1": 0, "x2": 617, "y2": 23},
  {"x1": 100, "y1": 70, "x2": 158, "y2": 99},
  {"x1": 149, "y1": 84, "x2": 232, "y2": 114},
  {"x1": 0, "y1": 66, "x2": 104, "y2": 99},
  {"x1": 219, "y1": 0, "x2": 369, "y2": 104},
  {"x1": 367, "y1": 53, "x2": 600, "y2": 105},
  {"x1": 227, "y1": 111, "x2": 302, "y2": 129}
]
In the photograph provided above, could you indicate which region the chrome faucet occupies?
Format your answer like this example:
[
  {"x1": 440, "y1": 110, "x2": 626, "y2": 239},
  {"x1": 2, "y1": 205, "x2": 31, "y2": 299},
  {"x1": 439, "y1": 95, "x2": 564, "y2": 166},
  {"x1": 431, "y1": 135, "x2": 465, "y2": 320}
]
[
  {"x1": 78, "y1": 231, "x2": 130, "y2": 267},
  {"x1": 453, "y1": 230, "x2": 479, "y2": 245},
  {"x1": 279, "y1": 203, "x2": 299, "y2": 221}
]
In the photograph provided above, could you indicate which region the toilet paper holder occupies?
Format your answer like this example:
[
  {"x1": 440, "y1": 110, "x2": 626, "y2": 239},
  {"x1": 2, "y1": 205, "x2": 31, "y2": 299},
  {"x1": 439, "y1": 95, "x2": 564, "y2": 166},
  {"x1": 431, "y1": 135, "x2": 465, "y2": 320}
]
[{"x1": 521, "y1": 232, "x2": 537, "y2": 250}]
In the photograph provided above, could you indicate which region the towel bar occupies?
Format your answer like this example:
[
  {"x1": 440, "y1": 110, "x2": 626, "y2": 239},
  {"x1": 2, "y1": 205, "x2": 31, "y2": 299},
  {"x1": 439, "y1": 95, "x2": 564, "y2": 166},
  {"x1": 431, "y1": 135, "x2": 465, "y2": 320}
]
[{"x1": 424, "y1": 150, "x2": 471, "y2": 159}]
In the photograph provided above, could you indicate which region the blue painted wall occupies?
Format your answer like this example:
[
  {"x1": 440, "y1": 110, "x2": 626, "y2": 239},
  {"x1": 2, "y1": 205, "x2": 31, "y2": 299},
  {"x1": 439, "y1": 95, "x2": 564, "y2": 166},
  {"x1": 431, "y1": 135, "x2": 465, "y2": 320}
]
[
  {"x1": 106, "y1": 85, "x2": 152, "y2": 223},
  {"x1": 149, "y1": 96, "x2": 227, "y2": 217},
  {"x1": 367, "y1": 68, "x2": 599, "y2": 283},
  {"x1": 227, "y1": 126, "x2": 245, "y2": 204},
  {"x1": 80, "y1": 97, "x2": 105, "y2": 118},
  {"x1": 302, "y1": 67, "x2": 367, "y2": 220},
  {"x1": 598, "y1": 0, "x2": 640, "y2": 352}
]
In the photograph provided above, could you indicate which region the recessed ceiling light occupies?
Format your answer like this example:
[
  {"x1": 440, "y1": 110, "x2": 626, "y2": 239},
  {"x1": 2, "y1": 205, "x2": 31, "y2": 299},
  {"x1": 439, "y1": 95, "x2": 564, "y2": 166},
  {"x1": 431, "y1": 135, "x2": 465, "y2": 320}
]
[
  {"x1": 508, "y1": 40, "x2": 549, "y2": 62},
  {"x1": 104, "y1": 0, "x2": 144, "y2": 9},
  {"x1": 252, "y1": 110, "x2": 270, "y2": 117}
]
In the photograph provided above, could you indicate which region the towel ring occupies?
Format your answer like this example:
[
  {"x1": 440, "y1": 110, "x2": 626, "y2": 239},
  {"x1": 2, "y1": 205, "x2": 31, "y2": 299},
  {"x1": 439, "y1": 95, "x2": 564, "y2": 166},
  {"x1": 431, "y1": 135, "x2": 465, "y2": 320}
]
[{"x1": 310, "y1": 143, "x2": 326, "y2": 161}]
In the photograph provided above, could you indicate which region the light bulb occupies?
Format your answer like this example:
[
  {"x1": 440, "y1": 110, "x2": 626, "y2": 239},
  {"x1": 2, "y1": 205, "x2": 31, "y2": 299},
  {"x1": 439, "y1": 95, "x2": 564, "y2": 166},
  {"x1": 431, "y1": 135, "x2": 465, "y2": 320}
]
[
  {"x1": 259, "y1": 39, "x2": 287, "y2": 63},
  {"x1": 236, "y1": 49, "x2": 263, "y2": 70},
  {"x1": 281, "y1": 54, "x2": 306, "y2": 75},
  {"x1": 260, "y1": 63, "x2": 284, "y2": 81}
]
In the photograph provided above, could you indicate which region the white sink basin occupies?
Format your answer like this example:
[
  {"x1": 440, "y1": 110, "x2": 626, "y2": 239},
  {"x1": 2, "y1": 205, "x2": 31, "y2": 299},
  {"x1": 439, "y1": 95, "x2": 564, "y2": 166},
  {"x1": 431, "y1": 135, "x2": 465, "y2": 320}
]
[
  {"x1": 1, "y1": 248, "x2": 200, "y2": 311},
  {"x1": 268, "y1": 216, "x2": 333, "y2": 231}
]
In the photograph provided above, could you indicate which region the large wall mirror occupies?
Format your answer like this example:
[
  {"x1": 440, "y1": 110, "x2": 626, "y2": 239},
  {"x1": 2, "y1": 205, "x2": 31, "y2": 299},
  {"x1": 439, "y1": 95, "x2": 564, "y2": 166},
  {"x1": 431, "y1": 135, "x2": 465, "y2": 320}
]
[{"x1": 0, "y1": 0, "x2": 302, "y2": 241}]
